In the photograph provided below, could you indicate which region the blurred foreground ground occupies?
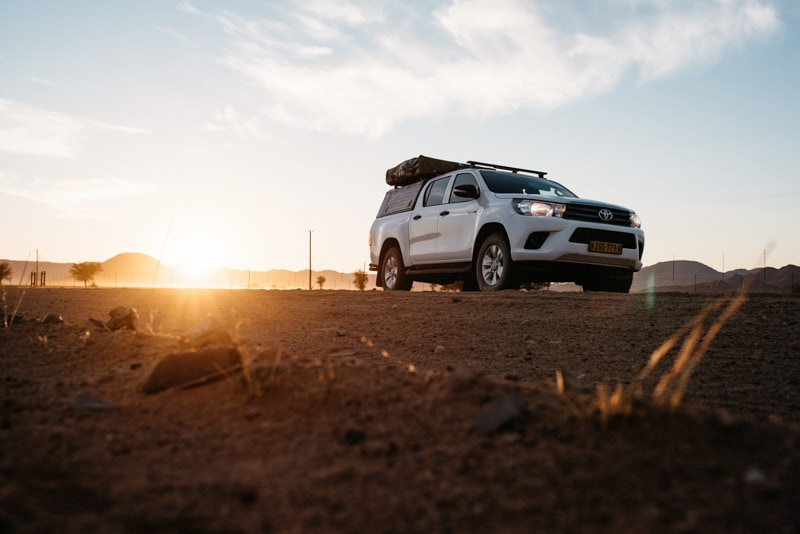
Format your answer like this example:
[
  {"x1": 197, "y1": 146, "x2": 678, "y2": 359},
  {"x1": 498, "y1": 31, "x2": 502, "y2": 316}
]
[{"x1": 1, "y1": 288, "x2": 799, "y2": 532}]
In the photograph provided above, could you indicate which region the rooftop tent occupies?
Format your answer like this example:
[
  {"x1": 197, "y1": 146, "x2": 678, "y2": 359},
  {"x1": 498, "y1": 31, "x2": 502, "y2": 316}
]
[{"x1": 385, "y1": 155, "x2": 468, "y2": 187}]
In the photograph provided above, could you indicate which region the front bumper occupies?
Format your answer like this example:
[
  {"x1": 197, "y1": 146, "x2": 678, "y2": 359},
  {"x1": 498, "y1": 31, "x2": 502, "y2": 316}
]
[{"x1": 508, "y1": 218, "x2": 644, "y2": 272}]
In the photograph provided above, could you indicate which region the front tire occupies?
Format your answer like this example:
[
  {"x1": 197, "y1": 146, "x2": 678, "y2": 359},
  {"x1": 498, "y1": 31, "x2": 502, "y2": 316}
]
[
  {"x1": 381, "y1": 247, "x2": 412, "y2": 291},
  {"x1": 475, "y1": 233, "x2": 515, "y2": 291}
]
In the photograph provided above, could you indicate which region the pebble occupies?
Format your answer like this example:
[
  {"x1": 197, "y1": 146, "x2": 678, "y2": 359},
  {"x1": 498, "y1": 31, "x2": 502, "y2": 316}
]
[
  {"x1": 41, "y1": 311, "x2": 63, "y2": 324},
  {"x1": 107, "y1": 307, "x2": 138, "y2": 331},
  {"x1": 142, "y1": 344, "x2": 242, "y2": 394},
  {"x1": 186, "y1": 316, "x2": 232, "y2": 348},
  {"x1": 69, "y1": 394, "x2": 114, "y2": 410},
  {"x1": 474, "y1": 393, "x2": 526, "y2": 436}
]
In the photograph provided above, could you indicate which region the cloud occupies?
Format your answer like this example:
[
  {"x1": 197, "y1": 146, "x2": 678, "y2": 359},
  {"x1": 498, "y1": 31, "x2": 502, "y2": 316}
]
[
  {"x1": 195, "y1": 0, "x2": 781, "y2": 137},
  {"x1": 0, "y1": 98, "x2": 148, "y2": 159},
  {"x1": 620, "y1": 0, "x2": 781, "y2": 81},
  {"x1": 206, "y1": 105, "x2": 268, "y2": 140},
  {"x1": 0, "y1": 172, "x2": 156, "y2": 219},
  {"x1": 153, "y1": 24, "x2": 193, "y2": 45},
  {"x1": 31, "y1": 76, "x2": 55, "y2": 86}
]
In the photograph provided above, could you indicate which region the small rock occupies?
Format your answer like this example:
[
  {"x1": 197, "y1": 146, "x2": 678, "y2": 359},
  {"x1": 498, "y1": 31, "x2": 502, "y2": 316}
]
[
  {"x1": 88, "y1": 318, "x2": 107, "y2": 329},
  {"x1": 186, "y1": 316, "x2": 232, "y2": 348},
  {"x1": 142, "y1": 344, "x2": 242, "y2": 394},
  {"x1": 474, "y1": 393, "x2": 526, "y2": 436},
  {"x1": 69, "y1": 394, "x2": 114, "y2": 410},
  {"x1": 744, "y1": 467, "x2": 766, "y2": 485},
  {"x1": 343, "y1": 429, "x2": 366, "y2": 446},
  {"x1": 106, "y1": 307, "x2": 138, "y2": 331},
  {"x1": 41, "y1": 311, "x2": 63, "y2": 324}
]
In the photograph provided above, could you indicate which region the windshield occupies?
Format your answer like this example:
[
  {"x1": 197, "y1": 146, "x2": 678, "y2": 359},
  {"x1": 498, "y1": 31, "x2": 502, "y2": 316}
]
[{"x1": 480, "y1": 170, "x2": 577, "y2": 198}]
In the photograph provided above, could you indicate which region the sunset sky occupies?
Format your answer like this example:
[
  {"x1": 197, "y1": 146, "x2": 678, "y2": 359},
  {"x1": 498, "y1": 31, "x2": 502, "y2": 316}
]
[{"x1": 2, "y1": 1, "x2": 798, "y2": 274}]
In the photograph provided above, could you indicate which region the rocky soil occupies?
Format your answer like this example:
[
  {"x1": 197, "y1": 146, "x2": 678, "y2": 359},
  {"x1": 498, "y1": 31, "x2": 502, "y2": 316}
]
[{"x1": 1, "y1": 288, "x2": 799, "y2": 532}]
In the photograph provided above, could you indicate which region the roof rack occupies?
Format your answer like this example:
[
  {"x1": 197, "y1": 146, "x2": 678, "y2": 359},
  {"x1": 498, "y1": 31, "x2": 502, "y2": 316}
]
[{"x1": 467, "y1": 160, "x2": 547, "y2": 178}]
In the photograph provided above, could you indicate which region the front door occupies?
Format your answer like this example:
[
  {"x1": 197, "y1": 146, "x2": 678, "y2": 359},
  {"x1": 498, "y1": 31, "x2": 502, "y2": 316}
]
[
  {"x1": 437, "y1": 172, "x2": 480, "y2": 262},
  {"x1": 408, "y1": 176, "x2": 452, "y2": 264}
]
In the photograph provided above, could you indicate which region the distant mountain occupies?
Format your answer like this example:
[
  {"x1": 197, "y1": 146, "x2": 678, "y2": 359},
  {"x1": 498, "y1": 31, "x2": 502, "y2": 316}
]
[
  {"x1": 0, "y1": 252, "x2": 376, "y2": 289},
  {"x1": 2, "y1": 253, "x2": 796, "y2": 292},
  {"x1": 0, "y1": 259, "x2": 72, "y2": 285},
  {"x1": 632, "y1": 261, "x2": 800, "y2": 293}
]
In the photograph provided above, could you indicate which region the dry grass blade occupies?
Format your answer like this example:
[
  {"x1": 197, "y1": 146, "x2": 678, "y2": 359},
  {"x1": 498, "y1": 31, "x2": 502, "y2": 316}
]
[
  {"x1": 664, "y1": 292, "x2": 746, "y2": 408},
  {"x1": 595, "y1": 286, "x2": 749, "y2": 420},
  {"x1": 3, "y1": 259, "x2": 31, "y2": 330}
]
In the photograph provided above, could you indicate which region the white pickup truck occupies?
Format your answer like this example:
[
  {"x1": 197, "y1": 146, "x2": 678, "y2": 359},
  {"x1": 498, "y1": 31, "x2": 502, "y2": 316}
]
[{"x1": 368, "y1": 156, "x2": 644, "y2": 292}]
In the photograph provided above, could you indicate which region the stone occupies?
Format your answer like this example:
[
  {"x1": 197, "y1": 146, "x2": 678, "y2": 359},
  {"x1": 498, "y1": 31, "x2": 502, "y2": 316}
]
[
  {"x1": 69, "y1": 394, "x2": 113, "y2": 410},
  {"x1": 185, "y1": 316, "x2": 232, "y2": 348},
  {"x1": 41, "y1": 311, "x2": 63, "y2": 323},
  {"x1": 474, "y1": 393, "x2": 526, "y2": 436},
  {"x1": 142, "y1": 344, "x2": 242, "y2": 394},
  {"x1": 106, "y1": 307, "x2": 138, "y2": 331}
]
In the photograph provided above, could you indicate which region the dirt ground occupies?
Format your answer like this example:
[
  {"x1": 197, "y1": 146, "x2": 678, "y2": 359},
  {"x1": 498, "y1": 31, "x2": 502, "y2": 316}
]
[{"x1": 1, "y1": 287, "x2": 799, "y2": 533}]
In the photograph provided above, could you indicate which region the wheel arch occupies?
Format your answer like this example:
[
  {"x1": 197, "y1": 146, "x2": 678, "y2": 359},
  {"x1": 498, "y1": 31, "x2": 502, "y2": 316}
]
[
  {"x1": 377, "y1": 238, "x2": 402, "y2": 287},
  {"x1": 379, "y1": 238, "x2": 403, "y2": 266},
  {"x1": 472, "y1": 223, "x2": 509, "y2": 262}
]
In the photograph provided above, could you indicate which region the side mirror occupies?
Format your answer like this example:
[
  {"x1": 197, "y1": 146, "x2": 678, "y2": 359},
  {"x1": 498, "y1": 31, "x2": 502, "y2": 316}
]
[{"x1": 453, "y1": 184, "x2": 480, "y2": 199}]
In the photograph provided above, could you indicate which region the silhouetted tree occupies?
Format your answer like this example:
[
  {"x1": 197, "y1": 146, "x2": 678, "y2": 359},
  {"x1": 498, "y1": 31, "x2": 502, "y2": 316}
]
[
  {"x1": 0, "y1": 262, "x2": 11, "y2": 286},
  {"x1": 352, "y1": 270, "x2": 368, "y2": 291},
  {"x1": 70, "y1": 262, "x2": 103, "y2": 287},
  {"x1": 316, "y1": 275, "x2": 326, "y2": 290}
]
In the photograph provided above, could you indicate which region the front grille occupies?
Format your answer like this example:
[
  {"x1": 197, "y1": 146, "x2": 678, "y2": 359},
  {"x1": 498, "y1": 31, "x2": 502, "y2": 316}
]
[
  {"x1": 569, "y1": 228, "x2": 637, "y2": 249},
  {"x1": 563, "y1": 203, "x2": 632, "y2": 227}
]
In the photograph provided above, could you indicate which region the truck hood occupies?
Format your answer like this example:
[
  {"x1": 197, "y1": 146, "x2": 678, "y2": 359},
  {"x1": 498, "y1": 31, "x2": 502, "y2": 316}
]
[{"x1": 491, "y1": 193, "x2": 635, "y2": 213}]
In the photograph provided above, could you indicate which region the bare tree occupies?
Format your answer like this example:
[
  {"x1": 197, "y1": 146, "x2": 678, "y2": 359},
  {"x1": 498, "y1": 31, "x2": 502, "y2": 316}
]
[
  {"x1": 316, "y1": 275, "x2": 326, "y2": 290},
  {"x1": 0, "y1": 262, "x2": 11, "y2": 286},
  {"x1": 352, "y1": 269, "x2": 368, "y2": 291},
  {"x1": 70, "y1": 262, "x2": 103, "y2": 287}
]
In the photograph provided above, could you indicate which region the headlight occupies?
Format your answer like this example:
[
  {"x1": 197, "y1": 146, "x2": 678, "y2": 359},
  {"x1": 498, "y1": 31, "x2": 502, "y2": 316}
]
[
  {"x1": 513, "y1": 199, "x2": 565, "y2": 217},
  {"x1": 630, "y1": 212, "x2": 641, "y2": 228}
]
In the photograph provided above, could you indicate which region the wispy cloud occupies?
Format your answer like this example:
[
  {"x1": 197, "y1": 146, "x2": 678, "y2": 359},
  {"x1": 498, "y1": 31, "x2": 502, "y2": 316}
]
[
  {"x1": 0, "y1": 98, "x2": 148, "y2": 159},
  {"x1": 0, "y1": 172, "x2": 156, "y2": 219},
  {"x1": 191, "y1": 0, "x2": 781, "y2": 137},
  {"x1": 206, "y1": 105, "x2": 267, "y2": 140},
  {"x1": 153, "y1": 24, "x2": 193, "y2": 45},
  {"x1": 31, "y1": 76, "x2": 55, "y2": 86}
]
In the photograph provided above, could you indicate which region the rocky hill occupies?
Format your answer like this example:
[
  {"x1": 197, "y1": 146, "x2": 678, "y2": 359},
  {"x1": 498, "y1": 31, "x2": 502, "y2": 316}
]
[
  {"x1": 1, "y1": 253, "x2": 374, "y2": 290},
  {"x1": 2, "y1": 254, "x2": 797, "y2": 292},
  {"x1": 631, "y1": 260, "x2": 800, "y2": 293}
]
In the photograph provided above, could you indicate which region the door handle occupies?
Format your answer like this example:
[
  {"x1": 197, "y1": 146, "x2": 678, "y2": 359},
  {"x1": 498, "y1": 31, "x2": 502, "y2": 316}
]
[
  {"x1": 413, "y1": 215, "x2": 421, "y2": 220},
  {"x1": 439, "y1": 210, "x2": 450, "y2": 216}
]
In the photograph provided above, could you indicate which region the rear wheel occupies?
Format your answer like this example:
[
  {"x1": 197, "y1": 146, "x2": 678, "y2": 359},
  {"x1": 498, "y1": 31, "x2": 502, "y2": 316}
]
[
  {"x1": 381, "y1": 247, "x2": 412, "y2": 291},
  {"x1": 475, "y1": 233, "x2": 515, "y2": 291}
]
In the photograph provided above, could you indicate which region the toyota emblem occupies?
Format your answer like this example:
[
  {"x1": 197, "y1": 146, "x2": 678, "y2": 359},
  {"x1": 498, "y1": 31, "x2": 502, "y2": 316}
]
[{"x1": 598, "y1": 209, "x2": 613, "y2": 221}]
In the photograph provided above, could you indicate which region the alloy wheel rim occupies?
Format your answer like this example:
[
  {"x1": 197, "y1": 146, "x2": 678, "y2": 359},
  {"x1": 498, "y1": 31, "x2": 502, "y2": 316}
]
[
  {"x1": 385, "y1": 256, "x2": 398, "y2": 288},
  {"x1": 481, "y1": 245, "x2": 504, "y2": 286}
]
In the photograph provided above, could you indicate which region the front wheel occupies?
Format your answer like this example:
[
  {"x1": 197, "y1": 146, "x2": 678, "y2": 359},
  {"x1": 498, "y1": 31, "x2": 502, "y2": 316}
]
[
  {"x1": 475, "y1": 233, "x2": 515, "y2": 291},
  {"x1": 380, "y1": 247, "x2": 412, "y2": 291}
]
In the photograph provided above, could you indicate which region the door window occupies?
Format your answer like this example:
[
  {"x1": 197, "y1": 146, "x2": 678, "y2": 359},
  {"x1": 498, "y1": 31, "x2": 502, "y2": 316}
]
[
  {"x1": 423, "y1": 177, "x2": 450, "y2": 207},
  {"x1": 448, "y1": 173, "x2": 478, "y2": 204}
]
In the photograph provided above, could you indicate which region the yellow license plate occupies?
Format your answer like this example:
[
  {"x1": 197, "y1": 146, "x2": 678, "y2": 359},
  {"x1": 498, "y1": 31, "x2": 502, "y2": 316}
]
[{"x1": 588, "y1": 240, "x2": 622, "y2": 254}]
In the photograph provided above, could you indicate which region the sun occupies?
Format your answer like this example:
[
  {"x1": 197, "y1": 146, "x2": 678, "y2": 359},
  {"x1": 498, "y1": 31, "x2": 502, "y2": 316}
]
[{"x1": 161, "y1": 219, "x2": 230, "y2": 282}]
